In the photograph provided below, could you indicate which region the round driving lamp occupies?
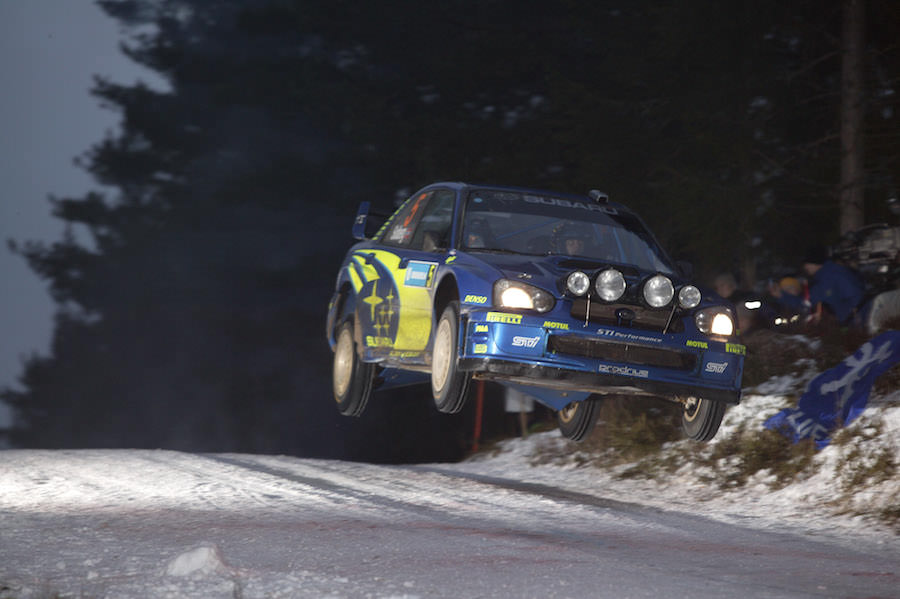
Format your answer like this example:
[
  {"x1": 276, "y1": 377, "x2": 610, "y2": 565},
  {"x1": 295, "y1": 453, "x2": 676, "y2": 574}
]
[
  {"x1": 595, "y1": 269, "x2": 626, "y2": 302},
  {"x1": 643, "y1": 275, "x2": 674, "y2": 308},
  {"x1": 678, "y1": 285, "x2": 702, "y2": 309},
  {"x1": 566, "y1": 271, "x2": 590, "y2": 296}
]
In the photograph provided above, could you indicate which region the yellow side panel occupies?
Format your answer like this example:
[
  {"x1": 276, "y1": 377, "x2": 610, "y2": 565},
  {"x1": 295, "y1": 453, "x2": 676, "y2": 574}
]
[
  {"x1": 369, "y1": 250, "x2": 434, "y2": 352},
  {"x1": 346, "y1": 263, "x2": 363, "y2": 292}
]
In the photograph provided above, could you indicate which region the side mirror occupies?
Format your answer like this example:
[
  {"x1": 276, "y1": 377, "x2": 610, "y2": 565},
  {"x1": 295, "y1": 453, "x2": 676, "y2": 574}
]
[{"x1": 352, "y1": 202, "x2": 371, "y2": 240}]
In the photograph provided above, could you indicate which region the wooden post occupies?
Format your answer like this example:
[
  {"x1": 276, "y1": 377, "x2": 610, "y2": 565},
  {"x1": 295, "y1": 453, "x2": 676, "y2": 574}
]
[{"x1": 472, "y1": 380, "x2": 484, "y2": 452}]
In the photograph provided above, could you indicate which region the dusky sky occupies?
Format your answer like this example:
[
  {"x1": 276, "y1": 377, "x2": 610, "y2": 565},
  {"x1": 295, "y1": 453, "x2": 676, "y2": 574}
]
[{"x1": 0, "y1": 1, "x2": 165, "y2": 405}]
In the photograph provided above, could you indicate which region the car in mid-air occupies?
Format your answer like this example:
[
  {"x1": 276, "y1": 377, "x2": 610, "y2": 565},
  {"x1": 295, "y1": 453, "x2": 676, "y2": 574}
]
[{"x1": 326, "y1": 182, "x2": 744, "y2": 442}]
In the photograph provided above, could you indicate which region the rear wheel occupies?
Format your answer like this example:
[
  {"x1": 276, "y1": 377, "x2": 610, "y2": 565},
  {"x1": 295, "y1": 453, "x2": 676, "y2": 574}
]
[
  {"x1": 682, "y1": 396, "x2": 725, "y2": 441},
  {"x1": 332, "y1": 319, "x2": 375, "y2": 416},
  {"x1": 557, "y1": 397, "x2": 601, "y2": 442},
  {"x1": 431, "y1": 302, "x2": 471, "y2": 414}
]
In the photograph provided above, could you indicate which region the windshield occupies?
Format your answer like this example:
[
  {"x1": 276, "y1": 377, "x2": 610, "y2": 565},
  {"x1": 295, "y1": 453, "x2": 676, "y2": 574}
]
[{"x1": 462, "y1": 190, "x2": 675, "y2": 274}]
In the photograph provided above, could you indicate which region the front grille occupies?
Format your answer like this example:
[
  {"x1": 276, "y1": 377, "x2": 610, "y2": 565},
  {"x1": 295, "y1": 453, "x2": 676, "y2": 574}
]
[
  {"x1": 547, "y1": 335, "x2": 697, "y2": 371},
  {"x1": 570, "y1": 298, "x2": 685, "y2": 333}
]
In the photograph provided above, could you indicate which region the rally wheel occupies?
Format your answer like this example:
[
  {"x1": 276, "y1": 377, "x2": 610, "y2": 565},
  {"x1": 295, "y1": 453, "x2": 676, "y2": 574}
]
[
  {"x1": 332, "y1": 319, "x2": 375, "y2": 416},
  {"x1": 431, "y1": 301, "x2": 471, "y2": 414},
  {"x1": 682, "y1": 396, "x2": 726, "y2": 441},
  {"x1": 557, "y1": 397, "x2": 601, "y2": 442}
]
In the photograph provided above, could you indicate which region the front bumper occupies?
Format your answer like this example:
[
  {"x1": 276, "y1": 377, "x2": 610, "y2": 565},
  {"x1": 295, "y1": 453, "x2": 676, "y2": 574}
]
[{"x1": 460, "y1": 309, "x2": 744, "y2": 405}]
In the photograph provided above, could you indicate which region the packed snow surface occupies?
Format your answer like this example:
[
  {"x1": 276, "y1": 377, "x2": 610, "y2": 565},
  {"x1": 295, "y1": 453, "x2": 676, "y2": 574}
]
[{"x1": 1, "y1": 373, "x2": 898, "y2": 597}]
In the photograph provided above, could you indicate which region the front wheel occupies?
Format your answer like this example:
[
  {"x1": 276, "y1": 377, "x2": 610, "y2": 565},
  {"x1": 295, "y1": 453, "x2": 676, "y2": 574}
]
[
  {"x1": 681, "y1": 396, "x2": 726, "y2": 441},
  {"x1": 332, "y1": 319, "x2": 375, "y2": 416},
  {"x1": 557, "y1": 397, "x2": 601, "y2": 442},
  {"x1": 431, "y1": 302, "x2": 471, "y2": 414}
]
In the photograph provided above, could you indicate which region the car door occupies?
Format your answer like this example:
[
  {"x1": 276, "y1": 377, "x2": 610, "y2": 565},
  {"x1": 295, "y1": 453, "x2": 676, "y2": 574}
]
[{"x1": 355, "y1": 189, "x2": 455, "y2": 355}]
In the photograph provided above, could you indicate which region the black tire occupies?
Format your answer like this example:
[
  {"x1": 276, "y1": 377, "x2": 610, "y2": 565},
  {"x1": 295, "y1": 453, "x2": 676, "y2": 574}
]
[
  {"x1": 557, "y1": 397, "x2": 601, "y2": 442},
  {"x1": 431, "y1": 301, "x2": 472, "y2": 414},
  {"x1": 682, "y1": 396, "x2": 726, "y2": 441},
  {"x1": 332, "y1": 319, "x2": 375, "y2": 417}
]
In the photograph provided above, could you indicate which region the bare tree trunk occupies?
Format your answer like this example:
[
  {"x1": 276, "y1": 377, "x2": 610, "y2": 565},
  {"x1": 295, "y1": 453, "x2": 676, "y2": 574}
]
[{"x1": 840, "y1": 0, "x2": 866, "y2": 234}]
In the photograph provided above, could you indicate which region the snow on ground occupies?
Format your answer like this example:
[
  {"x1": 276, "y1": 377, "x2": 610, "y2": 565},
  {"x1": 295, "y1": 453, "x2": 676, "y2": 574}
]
[
  {"x1": 1, "y1": 344, "x2": 898, "y2": 597},
  {"x1": 449, "y1": 379, "x2": 900, "y2": 549}
]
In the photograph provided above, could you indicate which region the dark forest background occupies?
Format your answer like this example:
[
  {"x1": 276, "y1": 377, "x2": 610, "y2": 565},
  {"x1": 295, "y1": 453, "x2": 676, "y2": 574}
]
[{"x1": 2, "y1": 0, "x2": 899, "y2": 460}]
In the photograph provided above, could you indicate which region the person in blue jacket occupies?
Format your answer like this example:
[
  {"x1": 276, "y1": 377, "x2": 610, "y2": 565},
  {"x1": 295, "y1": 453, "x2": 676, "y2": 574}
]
[{"x1": 769, "y1": 246, "x2": 866, "y2": 327}]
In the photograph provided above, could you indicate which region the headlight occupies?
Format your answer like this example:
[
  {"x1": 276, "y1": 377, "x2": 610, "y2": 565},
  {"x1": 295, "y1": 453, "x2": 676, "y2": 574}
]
[
  {"x1": 566, "y1": 271, "x2": 590, "y2": 296},
  {"x1": 744, "y1": 300, "x2": 761, "y2": 310},
  {"x1": 494, "y1": 280, "x2": 555, "y2": 313},
  {"x1": 595, "y1": 269, "x2": 626, "y2": 302},
  {"x1": 643, "y1": 275, "x2": 674, "y2": 308},
  {"x1": 695, "y1": 308, "x2": 735, "y2": 336},
  {"x1": 678, "y1": 285, "x2": 701, "y2": 309}
]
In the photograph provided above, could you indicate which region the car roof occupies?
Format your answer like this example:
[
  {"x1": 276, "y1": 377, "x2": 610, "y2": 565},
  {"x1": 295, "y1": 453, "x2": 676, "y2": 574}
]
[{"x1": 419, "y1": 181, "x2": 634, "y2": 214}]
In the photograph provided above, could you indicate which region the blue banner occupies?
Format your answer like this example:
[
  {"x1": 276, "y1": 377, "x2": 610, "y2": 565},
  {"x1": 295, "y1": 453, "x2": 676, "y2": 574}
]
[{"x1": 764, "y1": 331, "x2": 900, "y2": 449}]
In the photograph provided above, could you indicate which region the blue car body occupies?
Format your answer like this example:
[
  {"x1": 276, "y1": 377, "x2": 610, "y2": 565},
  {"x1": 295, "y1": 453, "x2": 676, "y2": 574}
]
[{"x1": 327, "y1": 182, "x2": 743, "y2": 412}]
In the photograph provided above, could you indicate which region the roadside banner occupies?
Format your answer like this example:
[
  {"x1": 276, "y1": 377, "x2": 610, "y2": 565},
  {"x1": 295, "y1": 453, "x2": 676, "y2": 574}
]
[{"x1": 764, "y1": 331, "x2": 900, "y2": 448}]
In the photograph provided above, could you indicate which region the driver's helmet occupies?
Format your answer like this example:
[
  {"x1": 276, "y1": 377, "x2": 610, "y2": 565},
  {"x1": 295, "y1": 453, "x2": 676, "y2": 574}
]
[
  {"x1": 553, "y1": 221, "x2": 592, "y2": 253},
  {"x1": 465, "y1": 216, "x2": 493, "y2": 248}
]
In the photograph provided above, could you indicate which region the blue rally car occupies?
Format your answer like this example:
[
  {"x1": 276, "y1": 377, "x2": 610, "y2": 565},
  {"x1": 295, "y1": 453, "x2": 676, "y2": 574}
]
[{"x1": 326, "y1": 182, "x2": 744, "y2": 442}]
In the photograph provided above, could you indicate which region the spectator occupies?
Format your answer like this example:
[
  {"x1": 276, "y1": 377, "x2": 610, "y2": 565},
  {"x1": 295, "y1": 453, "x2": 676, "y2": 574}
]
[
  {"x1": 764, "y1": 276, "x2": 807, "y2": 328},
  {"x1": 713, "y1": 273, "x2": 740, "y2": 302},
  {"x1": 713, "y1": 272, "x2": 761, "y2": 333},
  {"x1": 769, "y1": 246, "x2": 865, "y2": 327}
]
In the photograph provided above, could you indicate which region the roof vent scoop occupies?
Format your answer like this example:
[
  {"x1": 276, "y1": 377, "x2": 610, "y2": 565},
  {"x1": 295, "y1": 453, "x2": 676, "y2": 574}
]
[{"x1": 588, "y1": 189, "x2": 609, "y2": 203}]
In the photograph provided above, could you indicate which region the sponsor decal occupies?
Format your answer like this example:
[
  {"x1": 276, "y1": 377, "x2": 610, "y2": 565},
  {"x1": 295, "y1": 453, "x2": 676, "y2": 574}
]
[
  {"x1": 705, "y1": 361, "x2": 728, "y2": 374},
  {"x1": 388, "y1": 226, "x2": 411, "y2": 243},
  {"x1": 726, "y1": 343, "x2": 746, "y2": 355},
  {"x1": 523, "y1": 195, "x2": 618, "y2": 214},
  {"x1": 686, "y1": 340, "x2": 709, "y2": 349},
  {"x1": 389, "y1": 350, "x2": 422, "y2": 359},
  {"x1": 358, "y1": 277, "x2": 399, "y2": 345},
  {"x1": 473, "y1": 343, "x2": 488, "y2": 354},
  {"x1": 598, "y1": 364, "x2": 649, "y2": 378},
  {"x1": 486, "y1": 312, "x2": 523, "y2": 324},
  {"x1": 542, "y1": 320, "x2": 569, "y2": 330},
  {"x1": 596, "y1": 328, "x2": 663, "y2": 344},
  {"x1": 404, "y1": 261, "x2": 437, "y2": 288},
  {"x1": 366, "y1": 335, "x2": 392, "y2": 348},
  {"x1": 511, "y1": 335, "x2": 541, "y2": 348},
  {"x1": 474, "y1": 324, "x2": 489, "y2": 333},
  {"x1": 464, "y1": 294, "x2": 488, "y2": 304},
  {"x1": 445, "y1": 256, "x2": 457, "y2": 264}
]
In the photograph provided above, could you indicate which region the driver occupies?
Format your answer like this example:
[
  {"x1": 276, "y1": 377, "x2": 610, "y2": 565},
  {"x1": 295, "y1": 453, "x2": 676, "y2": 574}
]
[{"x1": 465, "y1": 217, "x2": 493, "y2": 249}]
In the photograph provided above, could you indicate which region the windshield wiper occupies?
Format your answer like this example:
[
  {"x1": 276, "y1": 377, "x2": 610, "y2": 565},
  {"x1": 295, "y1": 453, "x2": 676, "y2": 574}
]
[{"x1": 466, "y1": 247, "x2": 525, "y2": 255}]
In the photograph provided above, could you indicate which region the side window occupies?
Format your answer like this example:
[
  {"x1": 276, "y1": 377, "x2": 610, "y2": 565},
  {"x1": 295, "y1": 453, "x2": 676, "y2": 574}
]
[
  {"x1": 409, "y1": 190, "x2": 455, "y2": 252},
  {"x1": 381, "y1": 191, "x2": 432, "y2": 248}
]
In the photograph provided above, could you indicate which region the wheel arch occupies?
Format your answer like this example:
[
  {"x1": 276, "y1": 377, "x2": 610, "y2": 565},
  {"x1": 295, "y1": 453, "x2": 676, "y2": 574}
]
[
  {"x1": 433, "y1": 274, "x2": 460, "y2": 323},
  {"x1": 328, "y1": 282, "x2": 357, "y2": 346}
]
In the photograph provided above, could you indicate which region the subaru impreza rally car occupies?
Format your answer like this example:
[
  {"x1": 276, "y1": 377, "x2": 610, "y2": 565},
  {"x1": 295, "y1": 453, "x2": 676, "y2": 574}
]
[{"x1": 326, "y1": 182, "x2": 744, "y2": 442}]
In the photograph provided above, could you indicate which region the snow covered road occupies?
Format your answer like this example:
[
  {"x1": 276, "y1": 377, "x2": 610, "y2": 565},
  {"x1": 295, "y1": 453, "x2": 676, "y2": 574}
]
[{"x1": 1, "y1": 450, "x2": 897, "y2": 598}]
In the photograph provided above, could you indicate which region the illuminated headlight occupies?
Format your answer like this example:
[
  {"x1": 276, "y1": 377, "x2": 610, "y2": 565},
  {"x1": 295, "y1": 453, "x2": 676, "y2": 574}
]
[
  {"x1": 566, "y1": 271, "x2": 590, "y2": 296},
  {"x1": 595, "y1": 269, "x2": 626, "y2": 302},
  {"x1": 494, "y1": 280, "x2": 555, "y2": 313},
  {"x1": 643, "y1": 275, "x2": 674, "y2": 308},
  {"x1": 678, "y1": 285, "x2": 701, "y2": 309},
  {"x1": 695, "y1": 308, "x2": 735, "y2": 336}
]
